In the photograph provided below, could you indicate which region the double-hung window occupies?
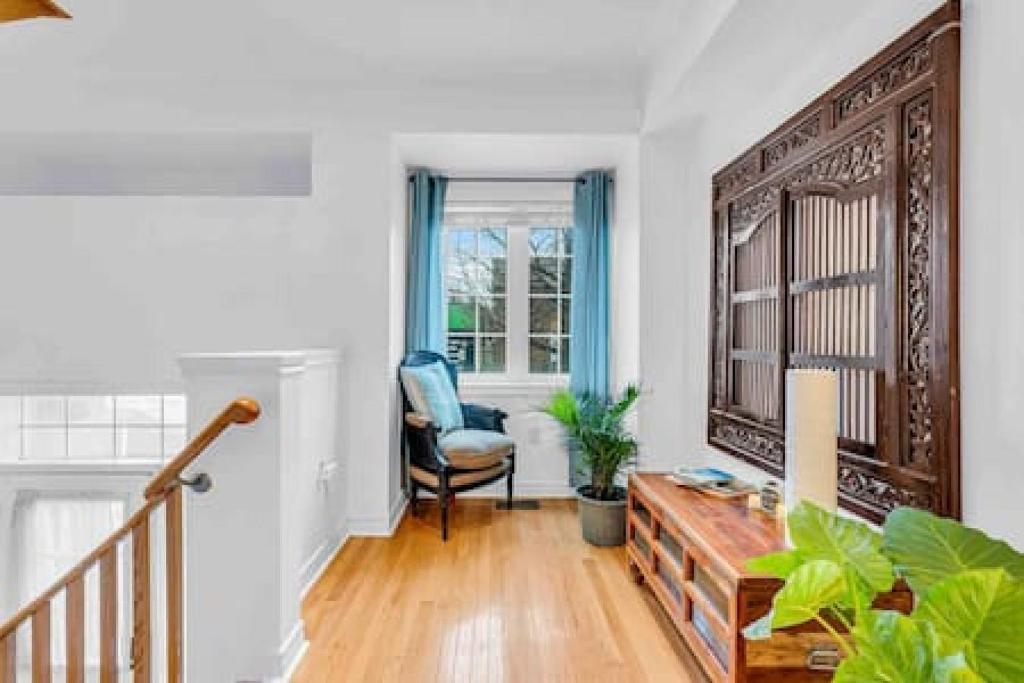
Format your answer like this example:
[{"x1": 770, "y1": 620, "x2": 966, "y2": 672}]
[{"x1": 443, "y1": 181, "x2": 573, "y2": 383}]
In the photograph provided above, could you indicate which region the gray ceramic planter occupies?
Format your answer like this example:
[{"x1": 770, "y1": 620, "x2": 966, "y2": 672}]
[{"x1": 577, "y1": 486, "x2": 627, "y2": 546}]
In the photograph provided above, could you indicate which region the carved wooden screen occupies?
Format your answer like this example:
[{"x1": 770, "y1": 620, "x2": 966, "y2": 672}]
[{"x1": 708, "y1": 3, "x2": 960, "y2": 522}]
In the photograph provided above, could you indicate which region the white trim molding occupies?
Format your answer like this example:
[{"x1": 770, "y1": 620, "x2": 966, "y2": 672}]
[
  {"x1": 298, "y1": 530, "x2": 350, "y2": 600},
  {"x1": 388, "y1": 494, "x2": 408, "y2": 535},
  {"x1": 277, "y1": 621, "x2": 309, "y2": 683}
]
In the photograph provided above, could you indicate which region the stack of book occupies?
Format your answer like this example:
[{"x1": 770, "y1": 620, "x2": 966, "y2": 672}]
[{"x1": 667, "y1": 467, "x2": 756, "y2": 500}]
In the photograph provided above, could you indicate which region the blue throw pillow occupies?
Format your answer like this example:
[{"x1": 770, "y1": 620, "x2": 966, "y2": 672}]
[{"x1": 400, "y1": 361, "x2": 464, "y2": 434}]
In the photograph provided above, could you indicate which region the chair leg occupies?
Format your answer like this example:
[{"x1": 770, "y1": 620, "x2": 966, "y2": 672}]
[
  {"x1": 410, "y1": 482, "x2": 419, "y2": 516},
  {"x1": 506, "y1": 451, "x2": 515, "y2": 508},
  {"x1": 439, "y1": 475, "x2": 449, "y2": 542}
]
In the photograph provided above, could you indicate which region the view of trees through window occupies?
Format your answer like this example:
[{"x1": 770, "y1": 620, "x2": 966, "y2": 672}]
[
  {"x1": 528, "y1": 227, "x2": 572, "y2": 374},
  {"x1": 445, "y1": 227, "x2": 508, "y2": 373},
  {"x1": 444, "y1": 223, "x2": 572, "y2": 377}
]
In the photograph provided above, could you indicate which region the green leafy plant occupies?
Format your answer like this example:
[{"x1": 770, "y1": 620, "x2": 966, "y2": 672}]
[
  {"x1": 744, "y1": 502, "x2": 1024, "y2": 682},
  {"x1": 541, "y1": 385, "x2": 639, "y2": 501}
]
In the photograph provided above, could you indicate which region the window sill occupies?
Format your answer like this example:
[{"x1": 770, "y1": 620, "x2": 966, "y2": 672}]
[
  {"x1": 460, "y1": 379, "x2": 568, "y2": 398},
  {"x1": 0, "y1": 460, "x2": 163, "y2": 477}
]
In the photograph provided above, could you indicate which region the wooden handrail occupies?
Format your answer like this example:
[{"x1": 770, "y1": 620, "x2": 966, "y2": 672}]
[
  {"x1": 144, "y1": 397, "x2": 260, "y2": 500},
  {"x1": 0, "y1": 396, "x2": 260, "y2": 682}
]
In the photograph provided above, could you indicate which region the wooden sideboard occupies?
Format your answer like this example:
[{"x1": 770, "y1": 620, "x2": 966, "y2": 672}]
[{"x1": 626, "y1": 472, "x2": 911, "y2": 682}]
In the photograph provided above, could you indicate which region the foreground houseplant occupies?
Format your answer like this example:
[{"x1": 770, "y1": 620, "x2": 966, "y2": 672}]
[
  {"x1": 542, "y1": 385, "x2": 639, "y2": 546},
  {"x1": 744, "y1": 501, "x2": 1024, "y2": 682}
]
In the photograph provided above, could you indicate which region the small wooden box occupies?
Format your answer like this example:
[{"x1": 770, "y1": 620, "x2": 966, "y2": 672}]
[{"x1": 626, "y1": 473, "x2": 911, "y2": 683}]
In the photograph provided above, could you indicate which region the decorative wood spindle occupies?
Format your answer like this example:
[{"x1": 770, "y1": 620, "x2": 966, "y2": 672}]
[
  {"x1": 31, "y1": 603, "x2": 50, "y2": 683},
  {"x1": 166, "y1": 487, "x2": 183, "y2": 683},
  {"x1": 66, "y1": 576, "x2": 85, "y2": 683},
  {"x1": 132, "y1": 519, "x2": 151, "y2": 683},
  {"x1": 0, "y1": 632, "x2": 13, "y2": 683},
  {"x1": 99, "y1": 547, "x2": 118, "y2": 683}
]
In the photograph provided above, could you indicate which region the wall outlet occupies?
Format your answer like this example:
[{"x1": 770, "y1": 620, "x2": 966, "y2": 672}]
[{"x1": 317, "y1": 460, "x2": 339, "y2": 483}]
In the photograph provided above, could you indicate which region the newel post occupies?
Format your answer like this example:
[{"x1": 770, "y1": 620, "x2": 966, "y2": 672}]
[{"x1": 177, "y1": 349, "x2": 340, "y2": 681}]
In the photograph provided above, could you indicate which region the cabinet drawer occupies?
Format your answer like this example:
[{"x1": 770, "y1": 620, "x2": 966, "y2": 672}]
[{"x1": 745, "y1": 631, "x2": 841, "y2": 680}]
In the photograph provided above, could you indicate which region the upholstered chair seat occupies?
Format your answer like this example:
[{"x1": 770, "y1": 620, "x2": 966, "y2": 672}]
[
  {"x1": 438, "y1": 429, "x2": 515, "y2": 469},
  {"x1": 410, "y1": 463, "x2": 507, "y2": 489}
]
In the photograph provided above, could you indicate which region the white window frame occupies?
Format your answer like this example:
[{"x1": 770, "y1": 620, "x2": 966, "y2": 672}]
[
  {"x1": 0, "y1": 394, "x2": 187, "y2": 463},
  {"x1": 443, "y1": 198, "x2": 573, "y2": 387}
]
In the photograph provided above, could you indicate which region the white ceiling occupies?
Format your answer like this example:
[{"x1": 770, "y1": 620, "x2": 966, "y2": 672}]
[{"x1": 0, "y1": 0, "x2": 699, "y2": 99}]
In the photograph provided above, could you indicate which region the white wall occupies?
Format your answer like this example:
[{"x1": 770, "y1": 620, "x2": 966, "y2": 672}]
[
  {"x1": 0, "y1": 81, "x2": 640, "y2": 535},
  {"x1": 958, "y1": 0, "x2": 1024, "y2": 549},
  {"x1": 639, "y1": 0, "x2": 1024, "y2": 549}
]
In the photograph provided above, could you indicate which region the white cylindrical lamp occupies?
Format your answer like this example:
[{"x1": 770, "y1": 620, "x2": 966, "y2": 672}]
[{"x1": 784, "y1": 368, "x2": 838, "y2": 514}]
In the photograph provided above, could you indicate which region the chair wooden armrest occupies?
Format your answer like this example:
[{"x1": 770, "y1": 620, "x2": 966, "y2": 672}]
[{"x1": 405, "y1": 412, "x2": 435, "y2": 429}]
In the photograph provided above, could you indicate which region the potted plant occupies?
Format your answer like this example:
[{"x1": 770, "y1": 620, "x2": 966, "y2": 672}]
[
  {"x1": 542, "y1": 385, "x2": 639, "y2": 546},
  {"x1": 744, "y1": 501, "x2": 1024, "y2": 681}
]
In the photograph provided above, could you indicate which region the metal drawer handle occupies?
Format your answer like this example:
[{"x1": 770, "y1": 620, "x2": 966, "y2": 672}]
[{"x1": 807, "y1": 644, "x2": 841, "y2": 671}]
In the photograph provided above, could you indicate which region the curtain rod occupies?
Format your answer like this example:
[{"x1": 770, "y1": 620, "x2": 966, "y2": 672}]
[{"x1": 407, "y1": 175, "x2": 613, "y2": 183}]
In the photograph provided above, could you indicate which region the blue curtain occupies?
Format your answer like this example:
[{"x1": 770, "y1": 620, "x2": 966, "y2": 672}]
[
  {"x1": 406, "y1": 169, "x2": 448, "y2": 353},
  {"x1": 569, "y1": 170, "x2": 612, "y2": 484}
]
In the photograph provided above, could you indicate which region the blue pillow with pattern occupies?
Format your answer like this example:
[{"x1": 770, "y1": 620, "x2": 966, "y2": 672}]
[{"x1": 400, "y1": 361, "x2": 464, "y2": 434}]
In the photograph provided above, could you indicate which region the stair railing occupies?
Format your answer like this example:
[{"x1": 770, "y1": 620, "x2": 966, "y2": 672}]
[{"x1": 0, "y1": 397, "x2": 260, "y2": 683}]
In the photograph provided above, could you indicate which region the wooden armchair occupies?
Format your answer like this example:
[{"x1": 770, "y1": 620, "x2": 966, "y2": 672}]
[{"x1": 400, "y1": 351, "x2": 516, "y2": 540}]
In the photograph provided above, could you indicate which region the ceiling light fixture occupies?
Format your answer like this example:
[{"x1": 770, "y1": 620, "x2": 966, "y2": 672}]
[{"x1": 0, "y1": 0, "x2": 71, "y2": 24}]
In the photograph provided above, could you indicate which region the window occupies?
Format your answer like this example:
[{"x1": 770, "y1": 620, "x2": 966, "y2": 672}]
[
  {"x1": 528, "y1": 227, "x2": 572, "y2": 374},
  {"x1": 445, "y1": 227, "x2": 508, "y2": 373},
  {"x1": 14, "y1": 496, "x2": 129, "y2": 670},
  {"x1": 442, "y1": 181, "x2": 573, "y2": 382},
  {"x1": 0, "y1": 394, "x2": 187, "y2": 462}
]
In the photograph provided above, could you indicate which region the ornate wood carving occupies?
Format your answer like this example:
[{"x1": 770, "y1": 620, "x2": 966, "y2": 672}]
[
  {"x1": 763, "y1": 112, "x2": 822, "y2": 171},
  {"x1": 904, "y1": 95, "x2": 934, "y2": 471},
  {"x1": 711, "y1": 217, "x2": 730, "y2": 407},
  {"x1": 730, "y1": 186, "x2": 779, "y2": 230},
  {"x1": 730, "y1": 124, "x2": 884, "y2": 231},
  {"x1": 836, "y1": 39, "x2": 933, "y2": 122},
  {"x1": 786, "y1": 123, "x2": 885, "y2": 190},
  {"x1": 714, "y1": 154, "x2": 759, "y2": 201},
  {"x1": 710, "y1": 417, "x2": 785, "y2": 473},
  {"x1": 838, "y1": 460, "x2": 932, "y2": 514},
  {"x1": 707, "y1": 5, "x2": 960, "y2": 522}
]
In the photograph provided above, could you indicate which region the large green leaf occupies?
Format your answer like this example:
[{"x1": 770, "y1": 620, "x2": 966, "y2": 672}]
[
  {"x1": 882, "y1": 507, "x2": 1024, "y2": 594},
  {"x1": 608, "y1": 383, "x2": 640, "y2": 420},
  {"x1": 746, "y1": 549, "x2": 805, "y2": 579},
  {"x1": 742, "y1": 559, "x2": 846, "y2": 640},
  {"x1": 833, "y1": 611, "x2": 981, "y2": 683},
  {"x1": 914, "y1": 569, "x2": 1024, "y2": 683},
  {"x1": 541, "y1": 390, "x2": 579, "y2": 431},
  {"x1": 788, "y1": 501, "x2": 895, "y2": 593}
]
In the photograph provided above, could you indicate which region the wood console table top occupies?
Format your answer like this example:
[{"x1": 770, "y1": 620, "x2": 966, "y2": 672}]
[{"x1": 629, "y1": 472, "x2": 786, "y2": 582}]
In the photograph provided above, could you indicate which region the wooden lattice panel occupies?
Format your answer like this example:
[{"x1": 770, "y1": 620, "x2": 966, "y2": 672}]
[{"x1": 707, "y1": 3, "x2": 960, "y2": 522}]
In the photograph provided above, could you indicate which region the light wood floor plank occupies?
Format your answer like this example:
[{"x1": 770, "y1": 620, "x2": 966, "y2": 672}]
[{"x1": 293, "y1": 499, "x2": 705, "y2": 682}]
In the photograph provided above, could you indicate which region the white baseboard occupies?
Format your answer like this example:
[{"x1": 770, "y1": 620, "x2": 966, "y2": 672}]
[
  {"x1": 388, "y1": 494, "x2": 408, "y2": 534},
  {"x1": 298, "y1": 528, "x2": 350, "y2": 600},
  {"x1": 349, "y1": 494, "x2": 409, "y2": 537},
  {"x1": 347, "y1": 516, "x2": 390, "y2": 536},
  {"x1": 278, "y1": 620, "x2": 309, "y2": 682}
]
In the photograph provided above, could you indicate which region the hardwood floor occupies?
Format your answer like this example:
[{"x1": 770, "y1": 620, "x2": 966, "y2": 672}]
[{"x1": 293, "y1": 499, "x2": 706, "y2": 682}]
